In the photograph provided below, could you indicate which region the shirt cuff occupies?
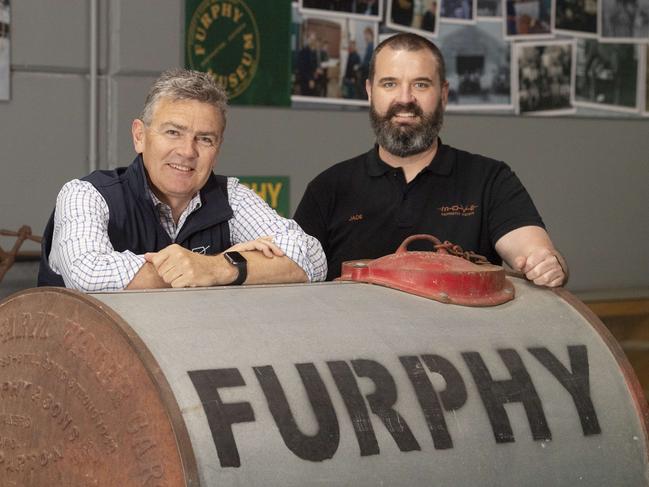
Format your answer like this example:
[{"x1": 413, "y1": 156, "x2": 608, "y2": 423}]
[{"x1": 272, "y1": 231, "x2": 327, "y2": 282}]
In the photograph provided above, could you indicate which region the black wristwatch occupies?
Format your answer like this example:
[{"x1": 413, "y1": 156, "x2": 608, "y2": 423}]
[{"x1": 223, "y1": 251, "x2": 247, "y2": 285}]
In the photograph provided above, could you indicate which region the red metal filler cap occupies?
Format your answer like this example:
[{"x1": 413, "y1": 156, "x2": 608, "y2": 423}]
[{"x1": 339, "y1": 234, "x2": 515, "y2": 306}]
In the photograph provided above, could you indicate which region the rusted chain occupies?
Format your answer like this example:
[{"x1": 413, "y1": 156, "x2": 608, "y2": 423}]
[
  {"x1": 397, "y1": 234, "x2": 491, "y2": 265},
  {"x1": 434, "y1": 241, "x2": 490, "y2": 265}
]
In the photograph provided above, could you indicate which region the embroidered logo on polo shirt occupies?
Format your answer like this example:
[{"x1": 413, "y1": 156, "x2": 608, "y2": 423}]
[
  {"x1": 348, "y1": 214, "x2": 364, "y2": 222},
  {"x1": 438, "y1": 204, "x2": 478, "y2": 217}
]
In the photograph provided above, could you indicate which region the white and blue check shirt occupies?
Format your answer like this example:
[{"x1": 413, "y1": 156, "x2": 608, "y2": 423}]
[{"x1": 49, "y1": 177, "x2": 327, "y2": 291}]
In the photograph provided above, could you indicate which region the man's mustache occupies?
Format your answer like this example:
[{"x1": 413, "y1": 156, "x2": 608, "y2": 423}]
[{"x1": 384, "y1": 102, "x2": 424, "y2": 120}]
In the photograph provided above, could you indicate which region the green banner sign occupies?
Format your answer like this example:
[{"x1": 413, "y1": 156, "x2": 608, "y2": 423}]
[
  {"x1": 238, "y1": 176, "x2": 290, "y2": 217},
  {"x1": 185, "y1": 0, "x2": 291, "y2": 106}
]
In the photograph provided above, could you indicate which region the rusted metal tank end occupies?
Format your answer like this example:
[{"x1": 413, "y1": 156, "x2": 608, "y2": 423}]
[{"x1": 0, "y1": 287, "x2": 199, "y2": 486}]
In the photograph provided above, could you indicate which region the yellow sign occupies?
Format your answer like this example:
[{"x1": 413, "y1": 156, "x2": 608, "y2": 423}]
[{"x1": 238, "y1": 176, "x2": 290, "y2": 217}]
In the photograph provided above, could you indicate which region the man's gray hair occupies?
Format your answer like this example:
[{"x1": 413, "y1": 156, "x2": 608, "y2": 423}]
[{"x1": 140, "y1": 68, "x2": 228, "y2": 127}]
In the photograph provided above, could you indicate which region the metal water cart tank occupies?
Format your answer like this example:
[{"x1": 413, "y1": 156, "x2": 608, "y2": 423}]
[{"x1": 0, "y1": 279, "x2": 647, "y2": 486}]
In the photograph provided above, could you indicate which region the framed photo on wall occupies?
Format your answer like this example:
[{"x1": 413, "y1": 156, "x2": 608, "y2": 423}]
[
  {"x1": 439, "y1": 21, "x2": 514, "y2": 110},
  {"x1": 292, "y1": 5, "x2": 378, "y2": 105},
  {"x1": 386, "y1": 0, "x2": 441, "y2": 36},
  {"x1": 574, "y1": 39, "x2": 640, "y2": 112},
  {"x1": 504, "y1": 0, "x2": 554, "y2": 39},
  {"x1": 0, "y1": 0, "x2": 10, "y2": 101},
  {"x1": 513, "y1": 40, "x2": 576, "y2": 115},
  {"x1": 440, "y1": 0, "x2": 478, "y2": 23},
  {"x1": 299, "y1": 0, "x2": 383, "y2": 21},
  {"x1": 599, "y1": 0, "x2": 649, "y2": 42},
  {"x1": 477, "y1": 0, "x2": 503, "y2": 19},
  {"x1": 553, "y1": 0, "x2": 598, "y2": 38}
]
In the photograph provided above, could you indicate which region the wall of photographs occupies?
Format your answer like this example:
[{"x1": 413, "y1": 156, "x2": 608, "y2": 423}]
[{"x1": 292, "y1": 0, "x2": 649, "y2": 116}]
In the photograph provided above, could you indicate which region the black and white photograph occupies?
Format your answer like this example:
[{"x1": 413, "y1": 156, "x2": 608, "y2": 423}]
[
  {"x1": 0, "y1": 0, "x2": 9, "y2": 101},
  {"x1": 505, "y1": 0, "x2": 554, "y2": 39},
  {"x1": 554, "y1": 0, "x2": 598, "y2": 37},
  {"x1": 299, "y1": 0, "x2": 383, "y2": 21},
  {"x1": 441, "y1": 0, "x2": 478, "y2": 23},
  {"x1": 514, "y1": 40, "x2": 575, "y2": 114},
  {"x1": 292, "y1": 6, "x2": 376, "y2": 105},
  {"x1": 599, "y1": 0, "x2": 649, "y2": 42},
  {"x1": 386, "y1": 0, "x2": 440, "y2": 36},
  {"x1": 477, "y1": 0, "x2": 503, "y2": 19},
  {"x1": 438, "y1": 21, "x2": 513, "y2": 109},
  {"x1": 574, "y1": 39, "x2": 640, "y2": 111}
]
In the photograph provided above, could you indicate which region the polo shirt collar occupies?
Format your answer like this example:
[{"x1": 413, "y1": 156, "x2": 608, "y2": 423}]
[{"x1": 366, "y1": 138, "x2": 455, "y2": 177}]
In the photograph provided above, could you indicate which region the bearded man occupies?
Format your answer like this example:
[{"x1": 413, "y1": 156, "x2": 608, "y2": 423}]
[{"x1": 294, "y1": 33, "x2": 567, "y2": 286}]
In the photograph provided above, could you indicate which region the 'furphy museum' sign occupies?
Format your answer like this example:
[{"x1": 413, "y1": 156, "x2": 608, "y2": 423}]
[{"x1": 185, "y1": 0, "x2": 291, "y2": 105}]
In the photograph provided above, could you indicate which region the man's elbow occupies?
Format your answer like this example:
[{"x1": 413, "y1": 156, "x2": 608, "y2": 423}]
[
  {"x1": 284, "y1": 260, "x2": 309, "y2": 284},
  {"x1": 62, "y1": 256, "x2": 131, "y2": 293},
  {"x1": 62, "y1": 272, "x2": 113, "y2": 293}
]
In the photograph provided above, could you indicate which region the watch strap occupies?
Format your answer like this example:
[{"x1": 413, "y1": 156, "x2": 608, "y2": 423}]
[{"x1": 224, "y1": 251, "x2": 247, "y2": 286}]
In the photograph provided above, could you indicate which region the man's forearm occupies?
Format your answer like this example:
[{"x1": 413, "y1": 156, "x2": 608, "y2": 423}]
[
  {"x1": 126, "y1": 262, "x2": 171, "y2": 290},
  {"x1": 143, "y1": 245, "x2": 307, "y2": 288},
  {"x1": 239, "y1": 251, "x2": 307, "y2": 285}
]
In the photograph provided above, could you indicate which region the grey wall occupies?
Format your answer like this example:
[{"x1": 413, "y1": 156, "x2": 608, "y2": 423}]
[{"x1": 0, "y1": 1, "x2": 647, "y2": 295}]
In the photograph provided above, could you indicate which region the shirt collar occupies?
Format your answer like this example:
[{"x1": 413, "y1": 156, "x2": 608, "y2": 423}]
[
  {"x1": 366, "y1": 138, "x2": 455, "y2": 177},
  {"x1": 144, "y1": 177, "x2": 202, "y2": 214}
]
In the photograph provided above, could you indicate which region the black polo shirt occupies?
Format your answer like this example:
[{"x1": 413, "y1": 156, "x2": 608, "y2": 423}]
[{"x1": 294, "y1": 142, "x2": 544, "y2": 281}]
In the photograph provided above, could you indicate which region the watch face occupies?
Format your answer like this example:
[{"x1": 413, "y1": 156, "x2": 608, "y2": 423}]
[
  {"x1": 224, "y1": 251, "x2": 247, "y2": 265},
  {"x1": 186, "y1": 0, "x2": 261, "y2": 99}
]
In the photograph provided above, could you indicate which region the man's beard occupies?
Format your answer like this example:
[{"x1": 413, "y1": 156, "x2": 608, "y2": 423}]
[{"x1": 369, "y1": 100, "x2": 444, "y2": 157}]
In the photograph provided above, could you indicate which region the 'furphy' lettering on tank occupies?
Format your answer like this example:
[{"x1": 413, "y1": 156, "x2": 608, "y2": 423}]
[{"x1": 189, "y1": 345, "x2": 601, "y2": 468}]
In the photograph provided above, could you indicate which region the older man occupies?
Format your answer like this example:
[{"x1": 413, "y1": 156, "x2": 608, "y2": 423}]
[
  {"x1": 295, "y1": 33, "x2": 567, "y2": 286},
  {"x1": 39, "y1": 69, "x2": 326, "y2": 291}
]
